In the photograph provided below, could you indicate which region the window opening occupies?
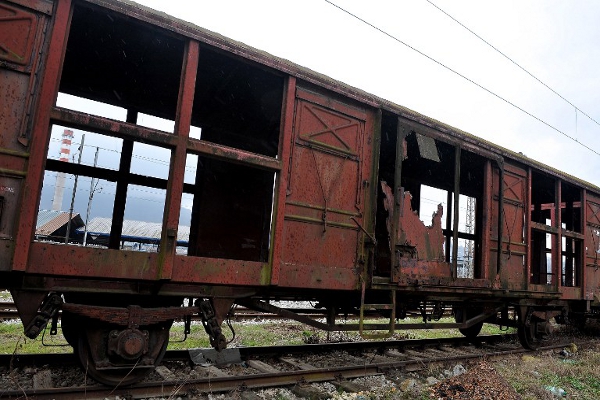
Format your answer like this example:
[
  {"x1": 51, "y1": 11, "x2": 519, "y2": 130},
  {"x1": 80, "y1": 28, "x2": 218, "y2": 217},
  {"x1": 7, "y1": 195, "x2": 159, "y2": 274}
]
[
  {"x1": 39, "y1": 126, "x2": 119, "y2": 246},
  {"x1": 420, "y1": 187, "x2": 476, "y2": 273},
  {"x1": 184, "y1": 153, "x2": 198, "y2": 185},
  {"x1": 186, "y1": 154, "x2": 275, "y2": 262},
  {"x1": 561, "y1": 236, "x2": 581, "y2": 287},
  {"x1": 130, "y1": 142, "x2": 171, "y2": 180},
  {"x1": 46, "y1": 126, "x2": 123, "y2": 170},
  {"x1": 56, "y1": 92, "x2": 127, "y2": 121},
  {"x1": 530, "y1": 171, "x2": 556, "y2": 285},
  {"x1": 376, "y1": 125, "x2": 484, "y2": 279},
  {"x1": 419, "y1": 185, "x2": 447, "y2": 226},
  {"x1": 137, "y1": 113, "x2": 175, "y2": 134},
  {"x1": 191, "y1": 47, "x2": 283, "y2": 156},
  {"x1": 58, "y1": 4, "x2": 184, "y2": 129},
  {"x1": 177, "y1": 192, "x2": 194, "y2": 256},
  {"x1": 545, "y1": 233, "x2": 555, "y2": 285},
  {"x1": 40, "y1": 123, "x2": 175, "y2": 252},
  {"x1": 560, "y1": 181, "x2": 582, "y2": 287},
  {"x1": 40, "y1": 4, "x2": 189, "y2": 253},
  {"x1": 114, "y1": 185, "x2": 167, "y2": 251},
  {"x1": 189, "y1": 126, "x2": 202, "y2": 141}
]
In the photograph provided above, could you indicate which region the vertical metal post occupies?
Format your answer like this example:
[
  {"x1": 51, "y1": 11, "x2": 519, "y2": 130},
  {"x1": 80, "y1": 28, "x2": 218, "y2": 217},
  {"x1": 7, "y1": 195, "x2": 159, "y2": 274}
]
[
  {"x1": 269, "y1": 75, "x2": 297, "y2": 286},
  {"x1": 445, "y1": 191, "x2": 453, "y2": 264},
  {"x1": 481, "y1": 160, "x2": 492, "y2": 280},
  {"x1": 525, "y1": 167, "x2": 532, "y2": 289},
  {"x1": 496, "y1": 162, "x2": 504, "y2": 275},
  {"x1": 159, "y1": 39, "x2": 199, "y2": 279},
  {"x1": 452, "y1": 145, "x2": 461, "y2": 279},
  {"x1": 391, "y1": 119, "x2": 405, "y2": 282},
  {"x1": 13, "y1": 0, "x2": 73, "y2": 271},
  {"x1": 555, "y1": 179, "x2": 562, "y2": 290},
  {"x1": 109, "y1": 111, "x2": 136, "y2": 249},
  {"x1": 360, "y1": 109, "x2": 382, "y2": 270},
  {"x1": 582, "y1": 188, "x2": 588, "y2": 297}
]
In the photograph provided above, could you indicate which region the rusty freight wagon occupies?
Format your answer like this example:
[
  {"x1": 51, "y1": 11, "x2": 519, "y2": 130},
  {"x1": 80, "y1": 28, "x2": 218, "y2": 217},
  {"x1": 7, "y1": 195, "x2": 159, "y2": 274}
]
[{"x1": 2, "y1": 0, "x2": 600, "y2": 385}]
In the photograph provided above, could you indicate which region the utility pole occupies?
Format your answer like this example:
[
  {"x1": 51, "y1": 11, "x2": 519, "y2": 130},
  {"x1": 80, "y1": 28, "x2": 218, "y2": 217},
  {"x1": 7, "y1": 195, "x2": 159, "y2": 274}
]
[
  {"x1": 83, "y1": 146, "x2": 99, "y2": 246},
  {"x1": 65, "y1": 134, "x2": 84, "y2": 244}
]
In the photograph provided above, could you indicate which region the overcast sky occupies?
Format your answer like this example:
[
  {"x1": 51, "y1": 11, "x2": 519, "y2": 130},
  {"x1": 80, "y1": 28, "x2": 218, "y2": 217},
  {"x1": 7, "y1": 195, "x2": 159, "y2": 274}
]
[{"x1": 132, "y1": 0, "x2": 600, "y2": 187}]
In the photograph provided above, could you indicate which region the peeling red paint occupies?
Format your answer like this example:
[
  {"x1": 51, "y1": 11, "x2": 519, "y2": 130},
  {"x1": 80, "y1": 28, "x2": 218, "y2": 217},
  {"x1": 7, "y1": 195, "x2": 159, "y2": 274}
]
[{"x1": 381, "y1": 181, "x2": 444, "y2": 261}]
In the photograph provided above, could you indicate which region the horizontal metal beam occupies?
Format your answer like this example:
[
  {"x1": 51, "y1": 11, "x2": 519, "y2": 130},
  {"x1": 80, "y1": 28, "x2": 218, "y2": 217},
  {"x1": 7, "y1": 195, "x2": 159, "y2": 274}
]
[
  {"x1": 50, "y1": 107, "x2": 177, "y2": 148},
  {"x1": 186, "y1": 139, "x2": 281, "y2": 171},
  {"x1": 51, "y1": 107, "x2": 281, "y2": 171},
  {"x1": 46, "y1": 159, "x2": 168, "y2": 190}
]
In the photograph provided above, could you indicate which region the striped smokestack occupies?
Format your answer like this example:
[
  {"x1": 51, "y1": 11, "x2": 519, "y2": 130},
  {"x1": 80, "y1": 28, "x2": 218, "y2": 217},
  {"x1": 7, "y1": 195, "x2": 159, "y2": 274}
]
[{"x1": 51, "y1": 129, "x2": 74, "y2": 211}]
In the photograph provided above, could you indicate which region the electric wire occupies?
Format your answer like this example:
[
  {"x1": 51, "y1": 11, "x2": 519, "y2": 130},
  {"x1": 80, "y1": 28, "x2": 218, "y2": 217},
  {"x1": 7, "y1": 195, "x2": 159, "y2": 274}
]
[
  {"x1": 324, "y1": 0, "x2": 600, "y2": 157},
  {"x1": 425, "y1": 0, "x2": 600, "y2": 129},
  {"x1": 44, "y1": 171, "x2": 169, "y2": 205}
]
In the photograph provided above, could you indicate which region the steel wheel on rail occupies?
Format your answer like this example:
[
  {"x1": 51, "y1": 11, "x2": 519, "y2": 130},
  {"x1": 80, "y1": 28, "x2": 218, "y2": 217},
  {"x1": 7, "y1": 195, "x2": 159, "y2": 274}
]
[
  {"x1": 76, "y1": 319, "x2": 172, "y2": 386},
  {"x1": 60, "y1": 310, "x2": 82, "y2": 348},
  {"x1": 459, "y1": 322, "x2": 484, "y2": 339},
  {"x1": 453, "y1": 306, "x2": 484, "y2": 339},
  {"x1": 517, "y1": 307, "x2": 545, "y2": 350}
]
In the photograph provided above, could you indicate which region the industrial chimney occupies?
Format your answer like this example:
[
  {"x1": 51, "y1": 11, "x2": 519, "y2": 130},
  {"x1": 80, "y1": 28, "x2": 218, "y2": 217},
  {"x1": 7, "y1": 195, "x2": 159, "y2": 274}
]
[{"x1": 51, "y1": 129, "x2": 74, "y2": 211}]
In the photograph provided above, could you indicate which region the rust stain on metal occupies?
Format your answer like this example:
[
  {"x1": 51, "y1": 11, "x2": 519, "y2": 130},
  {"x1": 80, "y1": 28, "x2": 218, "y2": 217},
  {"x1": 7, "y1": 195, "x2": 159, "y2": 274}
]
[
  {"x1": 62, "y1": 303, "x2": 198, "y2": 326},
  {"x1": 0, "y1": 3, "x2": 38, "y2": 66},
  {"x1": 381, "y1": 181, "x2": 444, "y2": 261}
]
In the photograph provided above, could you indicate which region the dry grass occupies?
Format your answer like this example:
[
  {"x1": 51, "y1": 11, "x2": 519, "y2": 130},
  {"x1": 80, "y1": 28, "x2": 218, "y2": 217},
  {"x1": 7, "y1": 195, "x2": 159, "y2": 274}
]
[{"x1": 493, "y1": 342, "x2": 600, "y2": 399}]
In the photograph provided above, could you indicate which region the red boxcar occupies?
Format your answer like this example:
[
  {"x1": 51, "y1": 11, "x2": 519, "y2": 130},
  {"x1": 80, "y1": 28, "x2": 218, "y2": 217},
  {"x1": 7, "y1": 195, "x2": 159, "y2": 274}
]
[{"x1": 1, "y1": 0, "x2": 599, "y2": 385}]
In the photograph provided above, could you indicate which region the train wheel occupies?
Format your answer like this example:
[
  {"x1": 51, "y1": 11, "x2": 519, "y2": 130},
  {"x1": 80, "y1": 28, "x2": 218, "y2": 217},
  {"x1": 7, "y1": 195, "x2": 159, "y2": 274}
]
[
  {"x1": 77, "y1": 334, "x2": 149, "y2": 386},
  {"x1": 459, "y1": 322, "x2": 483, "y2": 339},
  {"x1": 518, "y1": 308, "x2": 545, "y2": 350},
  {"x1": 76, "y1": 320, "x2": 172, "y2": 386},
  {"x1": 60, "y1": 311, "x2": 82, "y2": 348},
  {"x1": 453, "y1": 307, "x2": 483, "y2": 339}
]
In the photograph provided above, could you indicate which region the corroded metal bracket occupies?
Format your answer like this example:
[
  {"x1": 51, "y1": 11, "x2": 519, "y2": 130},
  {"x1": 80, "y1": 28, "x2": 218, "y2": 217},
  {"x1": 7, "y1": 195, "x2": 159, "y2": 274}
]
[
  {"x1": 61, "y1": 303, "x2": 199, "y2": 327},
  {"x1": 24, "y1": 292, "x2": 62, "y2": 339},
  {"x1": 197, "y1": 299, "x2": 227, "y2": 351}
]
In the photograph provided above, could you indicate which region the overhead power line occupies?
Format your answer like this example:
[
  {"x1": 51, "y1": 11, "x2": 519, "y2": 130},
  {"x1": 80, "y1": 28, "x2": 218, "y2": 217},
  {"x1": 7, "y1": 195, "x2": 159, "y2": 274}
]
[
  {"x1": 323, "y1": 0, "x2": 600, "y2": 158},
  {"x1": 425, "y1": 0, "x2": 600, "y2": 129}
]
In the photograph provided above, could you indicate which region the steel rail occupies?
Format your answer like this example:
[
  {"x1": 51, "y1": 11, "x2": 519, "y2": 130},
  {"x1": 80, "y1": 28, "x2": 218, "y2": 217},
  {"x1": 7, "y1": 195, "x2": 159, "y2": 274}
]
[
  {"x1": 0, "y1": 337, "x2": 581, "y2": 400},
  {"x1": 0, "y1": 334, "x2": 515, "y2": 368}
]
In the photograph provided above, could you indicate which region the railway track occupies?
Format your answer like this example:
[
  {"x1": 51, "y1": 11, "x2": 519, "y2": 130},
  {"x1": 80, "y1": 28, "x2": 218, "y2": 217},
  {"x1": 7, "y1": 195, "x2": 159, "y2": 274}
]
[{"x1": 0, "y1": 334, "x2": 578, "y2": 399}]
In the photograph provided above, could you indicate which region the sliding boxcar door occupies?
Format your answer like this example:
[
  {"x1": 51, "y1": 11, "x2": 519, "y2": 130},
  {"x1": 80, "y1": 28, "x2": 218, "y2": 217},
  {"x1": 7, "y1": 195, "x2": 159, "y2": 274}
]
[
  {"x1": 491, "y1": 165, "x2": 527, "y2": 290},
  {"x1": 278, "y1": 87, "x2": 374, "y2": 290}
]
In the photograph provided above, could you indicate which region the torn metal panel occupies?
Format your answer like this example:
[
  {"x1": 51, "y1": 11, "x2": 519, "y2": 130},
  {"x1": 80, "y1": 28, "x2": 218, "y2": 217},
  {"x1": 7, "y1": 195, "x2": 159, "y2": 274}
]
[
  {"x1": 415, "y1": 133, "x2": 440, "y2": 162},
  {"x1": 381, "y1": 181, "x2": 444, "y2": 261}
]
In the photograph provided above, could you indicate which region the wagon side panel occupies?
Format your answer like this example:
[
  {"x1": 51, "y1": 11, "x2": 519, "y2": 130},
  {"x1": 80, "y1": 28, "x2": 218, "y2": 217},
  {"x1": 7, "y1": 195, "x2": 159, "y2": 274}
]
[
  {"x1": 0, "y1": 0, "x2": 55, "y2": 272},
  {"x1": 278, "y1": 87, "x2": 374, "y2": 290}
]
